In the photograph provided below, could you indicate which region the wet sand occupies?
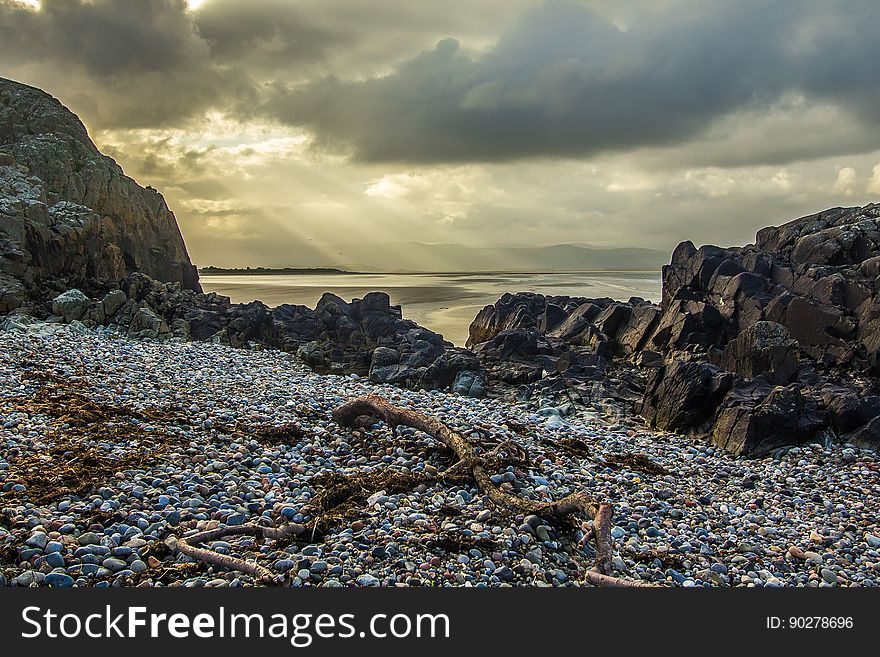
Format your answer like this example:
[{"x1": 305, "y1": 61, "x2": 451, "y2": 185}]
[{"x1": 200, "y1": 271, "x2": 662, "y2": 345}]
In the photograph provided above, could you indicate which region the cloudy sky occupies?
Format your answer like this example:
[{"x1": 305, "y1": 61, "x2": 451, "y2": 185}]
[{"x1": 2, "y1": 0, "x2": 879, "y2": 268}]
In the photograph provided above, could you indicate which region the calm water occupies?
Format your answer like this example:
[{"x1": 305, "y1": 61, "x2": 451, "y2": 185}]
[{"x1": 200, "y1": 271, "x2": 662, "y2": 346}]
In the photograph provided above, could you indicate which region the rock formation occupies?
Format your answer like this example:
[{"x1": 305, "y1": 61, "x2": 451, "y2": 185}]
[
  {"x1": 467, "y1": 204, "x2": 880, "y2": 456},
  {"x1": 4, "y1": 78, "x2": 878, "y2": 446},
  {"x1": 0, "y1": 77, "x2": 200, "y2": 311},
  {"x1": 28, "y1": 273, "x2": 484, "y2": 394}
]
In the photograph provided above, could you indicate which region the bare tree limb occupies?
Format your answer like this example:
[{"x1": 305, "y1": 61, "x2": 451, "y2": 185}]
[
  {"x1": 333, "y1": 394, "x2": 599, "y2": 519},
  {"x1": 592, "y1": 503, "x2": 614, "y2": 576},
  {"x1": 172, "y1": 393, "x2": 655, "y2": 587},
  {"x1": 583, "y1": 570, "x2": 656, "y2": 588},
  {"x1": 175, "y1": 523, "x2": 306, "y2": 584}
]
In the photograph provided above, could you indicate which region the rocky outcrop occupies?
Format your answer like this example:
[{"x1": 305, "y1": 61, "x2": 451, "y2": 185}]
[
  {"x1": 642, "y1": 203, "x2": 880, "y2": 454},
  {"x1": 0, "y1": 77, "x2": 200, "y2": 306},
  {"x1": 31, "y1": 274, "x2": 485, "y2": 396},
  {"x1": 467, "y1": 204, "x2": 880, "y2": 456}
]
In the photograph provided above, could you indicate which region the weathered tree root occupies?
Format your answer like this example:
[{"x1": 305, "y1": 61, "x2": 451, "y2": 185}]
[
  {"x1": 173, "y1": 393, "x2": 654, "y2": 587},
  {"x1": 176, "y1": 523, "x2": 307, "y2": 584},
  {"x1": 333, "y1": 394, "x2": 654, "y2": 587},
  {"x1": 333, "y1": 394, "x2": 599, "y2": 520},
  {"x1": 592, "y1": 503, "x2": 614, "y2": 576}
]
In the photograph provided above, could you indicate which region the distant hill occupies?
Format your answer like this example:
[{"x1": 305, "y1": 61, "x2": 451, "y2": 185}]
[{"x1": 323, "y1": 242, "x2": 669, "y2": 272}]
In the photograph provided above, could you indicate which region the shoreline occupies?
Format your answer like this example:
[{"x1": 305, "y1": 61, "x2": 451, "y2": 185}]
[
  {"x1": 198, "y1": 270, "x2": 663, "y2": 346},
  {"x1": 1, "y1": 323, "x2": 877, "y2": 588}
]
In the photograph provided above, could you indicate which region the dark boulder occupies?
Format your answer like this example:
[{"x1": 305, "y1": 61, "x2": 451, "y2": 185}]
[
  {"x1": 715, "y1": 321, "x2": 799, "y2": 384},
  {"x1": 618, "y1": 303, "x2": 660, "y2": 355},
  {"x1": 848, "y1": 416, "x2": 880, "y2": 450},
  {"x1": 711, "y1": 382, "x2": 827, "y2": 457},
  {"x1": 639, "y1": 360, "x2": 737, "y2": 434}
]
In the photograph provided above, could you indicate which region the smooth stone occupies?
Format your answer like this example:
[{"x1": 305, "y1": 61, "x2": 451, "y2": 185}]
[
  {"x1": 103, "y1": 557, "x2": 128, "y2": 572},
  {"x1": 356, "y1": 574, "x2": 380, "y2": 587},
  {"x1": 45, "y1": 573, "x2": 74, "y2": 588}
]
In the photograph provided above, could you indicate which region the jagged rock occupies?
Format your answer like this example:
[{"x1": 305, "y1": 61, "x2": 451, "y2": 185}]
[
  {"x1": 538, "y1": 303, "x2": 568, "y2": 333},
  {"x1": 127, "y1": 303, "x2": 169, "y2": 340},
  {"x1": 466, "y1": 292, "x2": 548, "y2": 347},
  {"x1": 650, "y1": 299, "x2": 725, "y2": 351},
  {"x1": 451, "y1": 369, "x2": 487, "y2": 398},
  {"x1": 639, "y1": 360, "x2": 737, "y2": 434},
  {"x1": 0, "y1": 273, "x2": 24, "y2": 312},
  {"x1": 593, "y1": 302, "x2": 631, "y2": 338},
  {"x1": 100, "y1": 289, "x2": 126, "y2": 320},
  {"x1": 712, "y1": 382, "x2": 827, "y2": 457},
  {"x1": 848, "y1": 416, "x2": 880, "y2": 450},
  {"x1": 618, "y1": 303, "x2": 660, "y2": 355},
  {"x1": 817, "y1": 387, "x2": 880, "y2": 436},
  {"x1": 547, "y1": 302, "x2": 603, "y2": 342},
  {"x1": 715, "y1": 321, "x2": 799, "y2": 384},
  {"x1": 51, "y1": 288, "x2": 89, "y2": 322},
  {"x1": 0, "y1": 312, "x2": 38, "y2": 332}
]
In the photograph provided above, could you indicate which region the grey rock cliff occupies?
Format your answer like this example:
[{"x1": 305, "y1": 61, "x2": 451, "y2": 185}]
[{"x1": 0, "y1": 77, "x2": 199, "y2": 308}]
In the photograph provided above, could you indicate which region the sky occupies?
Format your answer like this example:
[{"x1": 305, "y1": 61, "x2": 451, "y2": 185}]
[{"x1": 2, "y1": 0, "x2": 880, "y2": 269}]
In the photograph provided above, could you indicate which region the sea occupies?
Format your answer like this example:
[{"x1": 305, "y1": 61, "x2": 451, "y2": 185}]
[{"x1": 199, "y1": 271, "x2": 662, "y2": 346}]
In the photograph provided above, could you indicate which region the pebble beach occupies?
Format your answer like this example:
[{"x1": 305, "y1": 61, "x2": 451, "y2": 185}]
[{"x1": 1, "y1": 324, "x2": 879, "y2": 588}]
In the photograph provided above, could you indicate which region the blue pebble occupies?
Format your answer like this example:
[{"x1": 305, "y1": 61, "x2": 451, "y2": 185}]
[
  {"x1": 43, "y1": 553, "x2": 65, "y2": 569},
  {"x1": 45, "y1": 573, "x2": 74, "y2": 588}
]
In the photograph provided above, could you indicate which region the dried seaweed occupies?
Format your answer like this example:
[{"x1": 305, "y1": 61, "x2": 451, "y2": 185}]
[
  {"x1": 604, "y1": 453, "x2": 670, "y2": 476},
  {"x1": 0, "y1": 378, "x2": 185, "y2": 505},
  {"x1": 252, "y1": 422, "x2": 307, "y2": 445},
  {"x1": 427, "y1": 532, "x2": 497, "y2": 553},
  {"x1": 554, "y1": 437, "x2": 592, "y2": 457}
]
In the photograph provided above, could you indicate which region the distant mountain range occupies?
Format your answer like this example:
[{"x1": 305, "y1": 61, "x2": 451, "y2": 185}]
[{"x1": 236, "y1": 242, "x2": 669, "y2": 273}]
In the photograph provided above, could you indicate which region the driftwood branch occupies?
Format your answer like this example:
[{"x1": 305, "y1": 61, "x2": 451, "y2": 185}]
[
  {"x1": 332, "y1": 394, "x2": 599, "y2": 519},
  {"x1": 333, "y1": 394, "x2": 653, "y2": 587},
  {"x1": 173, "y1": 393, "x2": 654, "y2": 587},
  {"x1": 176, "y1": 523, "x2": 306, "y2": 584},
  {"x1": 592, "y1": 503, "x2": 614, "y2": 576},
  {"x1": 583, "y1": 570, "x2": 656, "y2": 587}
]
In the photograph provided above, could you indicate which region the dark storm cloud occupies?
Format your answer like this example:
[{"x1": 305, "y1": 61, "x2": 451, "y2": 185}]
[
  {"x1": 0, "y1": 0, "x2": 255, "y2": 128},
  {"x1": 194, "y1": 0, "x2": 344, "y2": 69},
  {"x1": 262, "y1": 0, "x2": 880, "y2": 163},
  {"x1": 0, "y1": 0, "x2": 531, "y2": 129}
]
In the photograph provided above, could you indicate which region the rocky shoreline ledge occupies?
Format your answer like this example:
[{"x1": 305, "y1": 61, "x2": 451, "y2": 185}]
[{"x1": 1, "y1": 326, "x2": 878, "y2": 587}]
